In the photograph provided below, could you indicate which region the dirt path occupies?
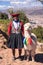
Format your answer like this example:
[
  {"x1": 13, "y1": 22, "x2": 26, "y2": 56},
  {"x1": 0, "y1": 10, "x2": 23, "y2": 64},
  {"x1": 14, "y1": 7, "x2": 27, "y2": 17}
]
[
  {"x1": 0, "y1": 48, "x2": 43, "y2": 65},
  {"x1": 0, "y1": 30, "x2": 43, "y2": 65}
]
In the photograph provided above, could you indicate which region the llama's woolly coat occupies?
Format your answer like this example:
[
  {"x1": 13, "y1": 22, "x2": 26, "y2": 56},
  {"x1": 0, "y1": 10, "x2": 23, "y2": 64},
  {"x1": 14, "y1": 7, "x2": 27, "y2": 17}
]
[{"x1": 23, "y1": 23, "x2": 37, "y2": 57}]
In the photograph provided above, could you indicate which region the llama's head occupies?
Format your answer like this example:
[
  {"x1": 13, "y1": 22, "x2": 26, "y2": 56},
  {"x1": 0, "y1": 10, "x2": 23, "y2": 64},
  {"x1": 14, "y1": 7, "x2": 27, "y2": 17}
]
[{"x1": 24, "y1": 23, "x2": 32, "y2": 34}]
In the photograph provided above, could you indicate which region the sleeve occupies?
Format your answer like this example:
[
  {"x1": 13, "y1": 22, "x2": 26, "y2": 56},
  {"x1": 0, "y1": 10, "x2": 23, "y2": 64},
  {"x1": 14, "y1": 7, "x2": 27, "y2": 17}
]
[
  {"x1": 8, "y1": 22, "x2": 12, "y2": 36},
  {"x1": 20, "y1": 21, "x2": 24, "y2": 35}
]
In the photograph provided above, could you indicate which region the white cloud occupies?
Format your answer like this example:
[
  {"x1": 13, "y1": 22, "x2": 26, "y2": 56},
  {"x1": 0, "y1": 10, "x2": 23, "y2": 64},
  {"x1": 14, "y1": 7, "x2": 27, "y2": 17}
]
[
  {"x1": 10, "y1": 1, "x2": 26, "y2": 4},
  {"x1": 0, "y1": 5, "x2": 6, "y2": 8},
  {"x1": 10, "y1": 0, "x2": 27, "y2": 8},
  {"x1": 0, "y1": 0, "x2": 43, "y2": 10},
  {"x1": 0, "y1": 5, "x2": 13, "y2": 10},
  {"x1": 7, "y1": 5, "x2": 14, "y2": 8},
  {"x1": 10, "y1": 0, "x2": 43, "y2": 7},
  {"x1": 0, "y1": 5, "x2": 7, "y2": 10},
  {"x1": 0, "y1": 0, "x2": 10, "y2": 1},
  {"x1": 0, "y1": 5, "x2": 15, "y2": 10}
]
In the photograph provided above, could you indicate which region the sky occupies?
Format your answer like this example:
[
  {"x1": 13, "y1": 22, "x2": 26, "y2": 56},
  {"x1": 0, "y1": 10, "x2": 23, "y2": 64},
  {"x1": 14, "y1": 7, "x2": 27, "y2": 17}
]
[{"x1": 0, "y1": 0, "x2": 43, "y2": 11}]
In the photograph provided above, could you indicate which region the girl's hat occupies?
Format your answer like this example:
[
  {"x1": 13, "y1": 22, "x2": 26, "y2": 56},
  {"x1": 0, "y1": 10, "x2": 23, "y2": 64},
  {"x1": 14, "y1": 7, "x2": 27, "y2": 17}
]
[{"x1": 11, "y1": 13, "x2": 20, "y2": 17}]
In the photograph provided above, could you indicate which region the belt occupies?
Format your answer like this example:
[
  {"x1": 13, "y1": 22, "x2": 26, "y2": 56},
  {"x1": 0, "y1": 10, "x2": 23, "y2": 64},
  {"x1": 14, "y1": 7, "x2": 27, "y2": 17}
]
[{"x1": 12, "y1": 31, "x2": 20, "y2": 34}]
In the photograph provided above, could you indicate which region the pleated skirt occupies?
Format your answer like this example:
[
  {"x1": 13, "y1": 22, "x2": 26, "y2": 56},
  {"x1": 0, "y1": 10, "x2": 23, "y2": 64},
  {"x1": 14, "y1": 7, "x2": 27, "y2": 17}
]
[{"x1": 7, "y1": 33, "x2": 24, "y2": 49}]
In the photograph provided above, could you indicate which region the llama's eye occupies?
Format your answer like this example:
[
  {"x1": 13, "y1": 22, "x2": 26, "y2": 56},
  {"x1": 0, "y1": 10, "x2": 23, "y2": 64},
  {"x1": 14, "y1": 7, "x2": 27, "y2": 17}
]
[
  {"x1": 29, "y1": 26, "x2": 31, "y2": 28},
  {"x1": 25, "y1": 26, "x2": 27, "y2": 27}
]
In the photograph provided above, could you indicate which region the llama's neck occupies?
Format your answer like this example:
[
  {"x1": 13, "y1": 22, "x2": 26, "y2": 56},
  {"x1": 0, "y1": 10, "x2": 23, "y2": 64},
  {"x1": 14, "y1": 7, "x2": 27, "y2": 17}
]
[{"x1": 24, "y1": 30, "x2": 31, "y2": 38}]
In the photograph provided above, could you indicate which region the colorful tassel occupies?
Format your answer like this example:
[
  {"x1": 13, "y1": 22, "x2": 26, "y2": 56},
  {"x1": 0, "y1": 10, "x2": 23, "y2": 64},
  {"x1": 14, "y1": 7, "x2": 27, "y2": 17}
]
[{"x1": 23, "y1": 37, "x2": 32, "y2": 45}]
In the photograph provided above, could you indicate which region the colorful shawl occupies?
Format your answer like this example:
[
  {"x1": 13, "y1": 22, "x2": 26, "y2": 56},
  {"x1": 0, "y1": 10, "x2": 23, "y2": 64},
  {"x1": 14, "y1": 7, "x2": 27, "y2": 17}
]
[{"x1": 23, "y1": 37, "x2": 32, "y2": 45}]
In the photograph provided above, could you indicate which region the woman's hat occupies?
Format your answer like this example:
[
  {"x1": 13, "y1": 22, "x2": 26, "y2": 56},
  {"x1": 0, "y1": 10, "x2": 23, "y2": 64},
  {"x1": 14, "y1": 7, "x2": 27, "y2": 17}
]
[{"x1": 11, "y1": 13, "x2": 20, "y2": 17}]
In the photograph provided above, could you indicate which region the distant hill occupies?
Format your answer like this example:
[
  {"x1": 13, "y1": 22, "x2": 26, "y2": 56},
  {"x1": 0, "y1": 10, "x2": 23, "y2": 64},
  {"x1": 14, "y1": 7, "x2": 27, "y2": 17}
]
[
  {"x1": 24, "y1": 7, "x2": 43, "y2": 15},
  {"x1": 28, "y1": 9, "x2": 43, "y2": 15},
  {"x1": 0, "y1": 6, "x2": 43, "y2": 16}
]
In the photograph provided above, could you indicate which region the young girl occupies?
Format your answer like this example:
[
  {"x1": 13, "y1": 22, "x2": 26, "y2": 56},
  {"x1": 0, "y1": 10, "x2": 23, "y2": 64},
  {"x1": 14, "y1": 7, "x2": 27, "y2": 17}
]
[{"x1": 7, "y1": 13, "x2": 24, "y2": 60}]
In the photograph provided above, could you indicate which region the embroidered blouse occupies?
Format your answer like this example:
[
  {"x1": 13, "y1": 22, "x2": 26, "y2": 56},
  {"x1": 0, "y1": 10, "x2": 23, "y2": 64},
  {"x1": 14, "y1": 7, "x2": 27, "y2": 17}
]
[{"x1": 8, "y1": 21, "x2": 24, "y2": 36}]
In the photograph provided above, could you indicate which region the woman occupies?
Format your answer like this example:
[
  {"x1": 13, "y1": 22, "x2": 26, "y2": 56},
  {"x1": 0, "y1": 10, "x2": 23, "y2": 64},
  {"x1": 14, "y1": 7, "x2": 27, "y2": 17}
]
[{"x1": 7, "y1": 13, "x2": 24, "y2": 60}]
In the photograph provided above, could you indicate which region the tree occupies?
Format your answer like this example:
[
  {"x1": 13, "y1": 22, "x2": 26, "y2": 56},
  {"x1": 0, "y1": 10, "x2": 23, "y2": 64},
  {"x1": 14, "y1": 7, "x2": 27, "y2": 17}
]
[
  {"x1": 0, "y1": 13, "x2": 8, "y2": 19},
  {"x1": 32, "y1": 26, "x2": 43, "y2": 42},
  {"x1": 7, "y1": 8, "x2": 14, "y2": 14}
]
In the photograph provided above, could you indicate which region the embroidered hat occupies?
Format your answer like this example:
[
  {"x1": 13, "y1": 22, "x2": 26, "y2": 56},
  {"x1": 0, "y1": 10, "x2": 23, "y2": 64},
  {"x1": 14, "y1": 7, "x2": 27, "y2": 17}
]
[{"x1": 11, "y1": 13, "x2": 20, "y2": 17}]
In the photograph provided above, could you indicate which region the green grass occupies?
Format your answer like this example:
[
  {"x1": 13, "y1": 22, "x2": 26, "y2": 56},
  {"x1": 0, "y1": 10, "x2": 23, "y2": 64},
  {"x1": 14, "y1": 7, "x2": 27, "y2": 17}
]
[
  {"x1": 0, "y1": 19, "x2": 10, "y2": 24},
  {"x1": 32, "y1": 27, "x2": 43, "y2": 43},
  {"x1": 0, "y1": 19, "x2": 43, "y2": 43},
  {"x1": 0, "y1": 19, "x2": 10, "y2": 33}
]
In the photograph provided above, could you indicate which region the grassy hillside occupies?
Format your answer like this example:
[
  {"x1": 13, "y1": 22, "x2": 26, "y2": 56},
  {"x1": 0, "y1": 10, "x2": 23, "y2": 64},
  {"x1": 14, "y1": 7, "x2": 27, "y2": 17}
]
[
  {"x1": 0, "y1": 19, "x2": 43, "y2": 43},
  {"x1": 0, "y1": 19, "x2": 10, "y2": 33},
  {"x1": 32, "y1": 26, "x2": 43, "y2": 43}
]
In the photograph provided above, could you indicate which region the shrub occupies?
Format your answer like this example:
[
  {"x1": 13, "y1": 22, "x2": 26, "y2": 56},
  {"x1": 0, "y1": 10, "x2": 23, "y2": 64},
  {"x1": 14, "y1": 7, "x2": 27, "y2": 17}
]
[
  {"x1": 32, "y1": 26, "x2": 43, "y2": 42},
  {"x1": 0, "y1": 13, "x2": 8, "y2": 19}
]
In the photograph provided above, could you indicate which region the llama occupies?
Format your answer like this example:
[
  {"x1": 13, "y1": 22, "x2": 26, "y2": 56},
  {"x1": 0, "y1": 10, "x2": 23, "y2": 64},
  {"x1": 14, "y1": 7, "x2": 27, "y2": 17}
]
[{"x1": 23, "y1": 23, "x2": 37, "y2": 61}]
